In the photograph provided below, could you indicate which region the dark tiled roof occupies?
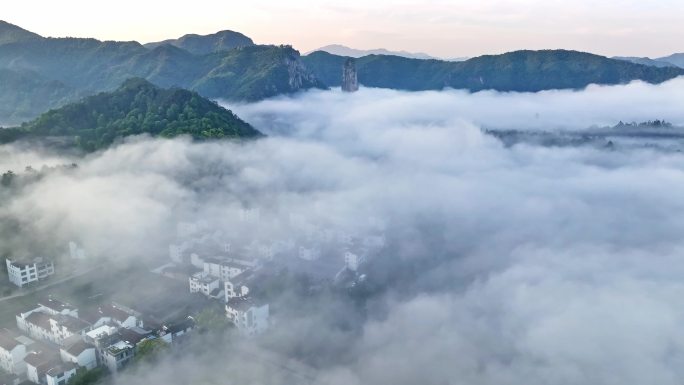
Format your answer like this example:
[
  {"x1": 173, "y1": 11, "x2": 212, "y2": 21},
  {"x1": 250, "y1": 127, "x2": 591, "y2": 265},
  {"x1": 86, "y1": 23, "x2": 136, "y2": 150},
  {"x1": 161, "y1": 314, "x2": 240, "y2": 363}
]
[
  {"x1": 55, "y1": 315, "x2": 90, "y2": 333},
  {"x1": 209, "y1": 288, "x2": 222, "y2": 297},
  {"x1": 23, "y1": 350, "x2": 58, "y2": 367},
  {"x1": 227, "y1": 296, "x2": 256, "y2": 312},
  {"x1": 25, "y1": 312, "x2": 52, "y2": 330},
  {"x1": 99, "y1": 304, "x2": 132, "y2": 323},
  {"x1": 0, "y1": 329, "x2": 19, "y2": 351},
  {"x1": 38, "y1": 297, "x2": 74, "y2": 313},
  {"x1": 64, "y1": 340, "x2": 93, "y2": 356},
  {"x1": 46, "y1": 362, "x2": 78, "y2": 377},
  {"x1": 118, "y1": 328, "x2": 151, "y2": 345}
]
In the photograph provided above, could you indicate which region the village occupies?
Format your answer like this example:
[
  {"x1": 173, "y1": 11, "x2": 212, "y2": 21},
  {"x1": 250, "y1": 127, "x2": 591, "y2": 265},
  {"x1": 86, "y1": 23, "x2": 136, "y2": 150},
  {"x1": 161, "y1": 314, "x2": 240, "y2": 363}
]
[{"x1": 0, "y1": 214, "x2": 386, "y2": 385}]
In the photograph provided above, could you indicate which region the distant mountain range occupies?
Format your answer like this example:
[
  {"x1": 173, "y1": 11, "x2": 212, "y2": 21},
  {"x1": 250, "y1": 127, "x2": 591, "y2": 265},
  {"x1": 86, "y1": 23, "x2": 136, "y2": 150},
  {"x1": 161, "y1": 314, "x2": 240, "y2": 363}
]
[
  {"x1": 308, "y1": 44, "x2": 467, "y2": 61},
  {"x1": 302, "y1": 50, "x2": 684, "y2": 92},
  {"x1": 1, "y1": 20, "x2": 683, "y2": 126},
  {"x1": 613, "y1": 54, "x2": 684, "y2": 69},
  {"x1": 0, "y1": 78, "x2": 261, "y2": 151}
]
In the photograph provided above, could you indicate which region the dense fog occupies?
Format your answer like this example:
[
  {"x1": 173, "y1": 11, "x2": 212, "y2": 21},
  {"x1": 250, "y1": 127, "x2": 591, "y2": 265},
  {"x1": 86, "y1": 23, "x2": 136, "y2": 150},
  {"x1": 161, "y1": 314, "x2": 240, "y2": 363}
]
[{"x1": 2, "y1": 78, "x2": 684, "y2": 384}]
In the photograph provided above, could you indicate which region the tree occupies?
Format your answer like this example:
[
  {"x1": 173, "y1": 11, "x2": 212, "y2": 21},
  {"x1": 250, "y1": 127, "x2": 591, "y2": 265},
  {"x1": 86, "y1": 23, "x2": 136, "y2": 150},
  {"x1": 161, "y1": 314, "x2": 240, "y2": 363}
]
[
  {"x1": 134, "y1": 338, "x2": 169, "y2": 364},
  {"x1": 194, "y1": 306, "x2": 231, "y2": 333},
  {"x1": 67, "y1": 367, "x2": 107, "y2": 385},
  {"x1": 1, "y1": 170, "x2": 15, "y2": 187}
]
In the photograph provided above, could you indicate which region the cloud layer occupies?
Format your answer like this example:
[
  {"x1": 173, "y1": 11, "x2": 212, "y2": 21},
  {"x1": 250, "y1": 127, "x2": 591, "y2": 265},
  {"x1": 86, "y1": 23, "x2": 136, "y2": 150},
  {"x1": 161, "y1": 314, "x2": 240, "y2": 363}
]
[{"x1": 3, "y1": 79, "x2": 684, "y2": 384}]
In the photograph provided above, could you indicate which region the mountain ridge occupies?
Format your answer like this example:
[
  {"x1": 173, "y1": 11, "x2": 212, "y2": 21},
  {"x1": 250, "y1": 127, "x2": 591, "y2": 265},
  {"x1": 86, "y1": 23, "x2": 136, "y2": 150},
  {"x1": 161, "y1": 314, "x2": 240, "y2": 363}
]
[
  {"x1": 144, "y1": 30, "x2": 255, "y2": 54},
  {"x1": 302, "y1": 49, "x2": 684, "y2": 92}
]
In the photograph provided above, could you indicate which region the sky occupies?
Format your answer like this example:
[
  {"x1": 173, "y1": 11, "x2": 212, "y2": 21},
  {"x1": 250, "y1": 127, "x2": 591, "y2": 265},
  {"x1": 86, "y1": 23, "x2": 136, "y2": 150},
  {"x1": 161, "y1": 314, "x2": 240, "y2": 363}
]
[{"x1": 3, "y1": 0, "x2": 684, "y2": 58}]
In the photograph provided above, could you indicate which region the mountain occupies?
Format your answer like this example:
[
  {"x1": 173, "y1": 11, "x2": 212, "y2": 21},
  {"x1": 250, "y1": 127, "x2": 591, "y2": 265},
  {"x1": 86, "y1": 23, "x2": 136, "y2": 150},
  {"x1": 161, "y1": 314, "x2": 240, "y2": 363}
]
[
  {"x1": 0, "y1": 22, "x2": 325, "y2": 124},
  {"x1": 0, "y1": 20, "x2": 41, "y2": 45},
  {"x1": 0, "y1": 68, "x2": 80, "y2": 125},
  {"x1": 657, "y1": 53, "x2": 684, "y2": 68},
  {"x1": 310, "y1": 44, "x2": 440, "y2": 60},
  {"x1": 2, "y1": 78, "x2": 261, "y2": 151},
  {"x1": 613, "y1": 56, "x2": 678, "y2": 68},
  {"x1": 145, "y1": 30, "x2": 255, "y2": 54},
  {"x1": 302, "y1": 49, "x2": 684, "y2": 92}
]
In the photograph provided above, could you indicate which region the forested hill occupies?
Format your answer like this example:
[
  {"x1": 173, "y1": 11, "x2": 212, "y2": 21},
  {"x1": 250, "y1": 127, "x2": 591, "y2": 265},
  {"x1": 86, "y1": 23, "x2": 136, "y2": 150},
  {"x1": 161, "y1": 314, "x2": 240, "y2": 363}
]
[
  {"x1": 0, "y1": 21, "x2": 324, "y2": 125},
  {"x1": 1, "y1": 78, "x2": 261, "y2": 152},
  {"x1": 144, "y1": 30, "x2": 255, "y2": 54},
  {"x1": 302, "y1": 49, "x2": 684, "y2": 92}
]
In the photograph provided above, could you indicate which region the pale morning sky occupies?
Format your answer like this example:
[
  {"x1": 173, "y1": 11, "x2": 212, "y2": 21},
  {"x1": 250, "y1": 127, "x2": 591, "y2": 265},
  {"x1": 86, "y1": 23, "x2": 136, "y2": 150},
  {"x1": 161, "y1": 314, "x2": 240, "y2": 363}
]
[{"x1": 4, "y1": 0, "x2": 683, "y2": 58}]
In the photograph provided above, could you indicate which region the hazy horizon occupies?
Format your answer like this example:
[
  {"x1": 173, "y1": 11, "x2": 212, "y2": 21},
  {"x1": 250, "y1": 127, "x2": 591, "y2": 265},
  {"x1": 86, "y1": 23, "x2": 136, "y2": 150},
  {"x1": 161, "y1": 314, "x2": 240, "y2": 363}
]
[{"x1": 4, "y1": 0, "x2": 684, "y2": 59}]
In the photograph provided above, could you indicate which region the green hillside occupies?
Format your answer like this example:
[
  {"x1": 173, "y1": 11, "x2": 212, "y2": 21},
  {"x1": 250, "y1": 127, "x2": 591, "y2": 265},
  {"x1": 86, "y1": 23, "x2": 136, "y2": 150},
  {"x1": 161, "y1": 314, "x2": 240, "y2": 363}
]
[{"x1": 4, "y1": 78, "x2": 261, "y2": 151}]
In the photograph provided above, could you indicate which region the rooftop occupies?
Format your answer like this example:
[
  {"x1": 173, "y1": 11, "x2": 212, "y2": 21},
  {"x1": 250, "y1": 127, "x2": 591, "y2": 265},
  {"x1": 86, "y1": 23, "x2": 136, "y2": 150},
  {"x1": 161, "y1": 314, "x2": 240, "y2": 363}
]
[
  {"x1": 53, "y1": 314, "x2": 90, "y2": 333},
  {"x1": 63, "y1": 340, "x2": 94, "y2": 356},
  {"x1": 99, "y1": 303, "x2": 134, "y2": 323},
  {"x1": 191, "y1": 272, "x2": 219, "y2": 284},
  {"x1": 46, "y1": 362, "x2": 78, "y2": 378},
  {"x1": 25, "y1": 311, "x2": 52, "y2": 330},
  {"x1": 0, "y1": 329, "x2": 20, "y2": 351},
  {"x1": 118, "y1": 327, "x2": 151, "y2": 345},
  {"x1": 226, "y1": 296, "x2": 263, "y2": 312},
  {"x1": 6, "y1": 257, "x2": 53, "y2": 268},
  {"x1": 39, "y1": 297, "x2": 75, "y2": 313},
  {"x1": 86, "y1": 325, "x2": 117, "y2": 340},
  {"x1": 107, "y1": 340, "x2": 133, "y2": 354},
  {"x1": 23, "y1": 350, "x2": 58, "y2": 367}
]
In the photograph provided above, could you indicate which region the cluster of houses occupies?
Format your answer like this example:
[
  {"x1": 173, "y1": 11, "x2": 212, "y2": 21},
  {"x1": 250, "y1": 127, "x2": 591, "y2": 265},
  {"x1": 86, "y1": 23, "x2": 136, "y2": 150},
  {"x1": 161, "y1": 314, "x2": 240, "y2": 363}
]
[
  {"x1": 0, "y1": 297, "x2": 194, "y2": 385},
  {"x1": 160, "y1": 216, "x2": 387, "y2": 336}
]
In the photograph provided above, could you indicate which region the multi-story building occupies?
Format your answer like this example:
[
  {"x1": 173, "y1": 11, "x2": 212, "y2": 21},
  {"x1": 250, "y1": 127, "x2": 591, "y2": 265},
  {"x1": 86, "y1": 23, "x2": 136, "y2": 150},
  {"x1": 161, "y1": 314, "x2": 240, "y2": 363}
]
[
  {"x1": 0, "y1": 329, "x2": 26, "y2": 375},
  {"x1": 188, "y1": 272, "x2": 221, "y2": 299},
  {"x1": 5, "y1": 257, "x2": 55, "y2": 288},
  {"x1": 225, "y1": 297, "x2": 269, "y2": 336},
  {"x1": 203, "y1": 257, "x2": 246, "y2": 282},
  {"x1": 224, "y1": 270, "x2": 253, "y2": 301}
]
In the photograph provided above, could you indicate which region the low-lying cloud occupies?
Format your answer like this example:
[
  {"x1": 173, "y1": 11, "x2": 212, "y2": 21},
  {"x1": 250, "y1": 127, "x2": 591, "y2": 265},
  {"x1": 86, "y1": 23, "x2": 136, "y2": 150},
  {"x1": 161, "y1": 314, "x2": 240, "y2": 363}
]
[{"x1": 3, "y1": 78, "x2": 684, "y2": 384}]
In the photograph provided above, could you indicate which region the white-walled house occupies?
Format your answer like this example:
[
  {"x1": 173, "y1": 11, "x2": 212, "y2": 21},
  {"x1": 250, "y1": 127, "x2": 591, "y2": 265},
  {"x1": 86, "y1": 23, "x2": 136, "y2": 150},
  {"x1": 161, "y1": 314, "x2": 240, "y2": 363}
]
[
  {"x1": 5, "y1": 257, "x2": 55, "y2": 288},
  {"x1": 102, "y1": 341, "x2": 134, "y2": 373},
  {"x1": 68, "y1": 242, "x2": 86, "y2": 260},
  {"x1": 189, "y1": 272, "x2": 221, "y2": 298},
  {"x1": 60, "y1": 340, "x2": 97, "y2": 370},
  {"x1": 225, "y1": 297, "x2": 269, "y2": 336},
  {"x1": 37, "y1": 298, "x2": 79, "y2": 318},
  {"x1": 81, "y1": 303, "x2": 142, "y2": 330},
  {"x1": 17, "y1": 304, "x2": 90, "y2": 346},
  {"x1": 344, "y1": 251, "x2": 361, "y2": 272},
  {"x1": 24, "y1": 350, "x2": 74, "y2": 385},
  {"x1": 45, "y1": 363, "x2": 78, "y2": 385},
  {"x1": 0, "y1": 329, "x2": 26, "y2": 375},
  {"x1": 224, "y1": 270, "x2": 254, "y2": 301},
  {"x1": 203, "y1": 258, "x2": 246, "y2": 282}
]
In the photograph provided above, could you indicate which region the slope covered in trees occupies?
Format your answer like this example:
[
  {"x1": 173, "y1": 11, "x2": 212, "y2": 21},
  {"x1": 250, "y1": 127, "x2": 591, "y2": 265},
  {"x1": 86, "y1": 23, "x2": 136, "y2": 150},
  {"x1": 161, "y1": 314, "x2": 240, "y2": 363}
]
[
  {"x1": 302, "y1": 49, "x2": 684, "y2": 92},
  {"x1": 5, "y1": 78, "x2": 261, "y2": 151},
  {"x1": 0, "y1": 21, "x2": 324, "y2": 124}
]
